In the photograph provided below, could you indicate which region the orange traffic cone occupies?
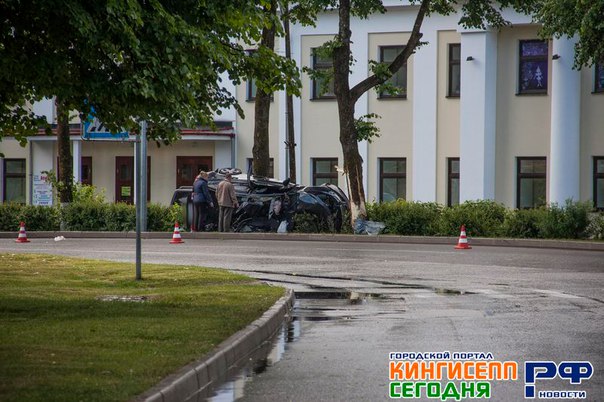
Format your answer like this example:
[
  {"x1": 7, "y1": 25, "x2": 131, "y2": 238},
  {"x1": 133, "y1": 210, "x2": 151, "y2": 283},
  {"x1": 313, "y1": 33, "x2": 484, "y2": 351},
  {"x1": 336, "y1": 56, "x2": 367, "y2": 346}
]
[
  {"x1": 15, "y1": 222, "x2": 30, "y2": 243},
  {"x1": 454, "y1": 224, "x2": 471, "y2": 249},
  {"x1": 170, "y1": 222, "x2": 184, "y2": 244}
]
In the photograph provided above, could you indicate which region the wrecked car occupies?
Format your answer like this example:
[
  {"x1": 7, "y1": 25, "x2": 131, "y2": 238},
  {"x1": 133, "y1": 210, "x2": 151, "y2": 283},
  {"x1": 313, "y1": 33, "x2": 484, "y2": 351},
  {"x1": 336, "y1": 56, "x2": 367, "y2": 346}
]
[{"x1": 171, "y1": 168, "x2": 349, "y2": 233}]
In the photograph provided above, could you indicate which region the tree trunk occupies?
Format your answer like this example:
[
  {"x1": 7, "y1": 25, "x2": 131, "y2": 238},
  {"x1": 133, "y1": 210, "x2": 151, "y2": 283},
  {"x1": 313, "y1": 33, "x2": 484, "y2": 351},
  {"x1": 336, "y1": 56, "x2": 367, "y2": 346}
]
[
  {"x1": 284, "y1": 5, "x2": 296, "y2": 183},
  {"x1": 252, "y1": 1, "x2": 277, "y2": 178},
  {"x1": 334, "y1": 0, "x2": 366, "y2": 223},
  {"x1": 56, "y1": 98, "x2": 73, "y2": 203}
]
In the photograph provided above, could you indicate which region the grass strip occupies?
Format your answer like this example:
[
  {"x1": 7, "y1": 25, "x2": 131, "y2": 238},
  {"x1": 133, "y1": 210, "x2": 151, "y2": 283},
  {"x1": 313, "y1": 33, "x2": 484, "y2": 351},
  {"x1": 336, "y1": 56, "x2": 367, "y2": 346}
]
[{"x1": 0, "y1": 253, "x2": 284, "y2": 402}]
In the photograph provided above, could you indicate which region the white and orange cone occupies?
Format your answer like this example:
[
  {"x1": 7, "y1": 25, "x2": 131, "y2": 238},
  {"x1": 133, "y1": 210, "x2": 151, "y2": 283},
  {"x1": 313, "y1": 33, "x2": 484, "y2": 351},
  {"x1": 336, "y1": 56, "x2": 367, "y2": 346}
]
[
  {"x1": 454, "y1": 224, "x2": 471, "y2": 249},
  {"x1": 15, "y1": 222, "x2": 30, "y2": 243},
  {"x1": 169, "y1": 222, "x2": 184, "y2": 244}
]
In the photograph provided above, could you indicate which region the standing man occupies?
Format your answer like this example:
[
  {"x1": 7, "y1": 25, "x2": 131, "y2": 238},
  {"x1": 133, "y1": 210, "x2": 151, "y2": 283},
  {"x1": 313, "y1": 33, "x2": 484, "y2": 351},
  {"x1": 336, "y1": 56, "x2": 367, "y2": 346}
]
[
  {"x1": 192, "y1": 171, "x2": 213, "y2": 232},
  {"x1": 216, "y1": 173, "x2": 239, "y2": 232}
]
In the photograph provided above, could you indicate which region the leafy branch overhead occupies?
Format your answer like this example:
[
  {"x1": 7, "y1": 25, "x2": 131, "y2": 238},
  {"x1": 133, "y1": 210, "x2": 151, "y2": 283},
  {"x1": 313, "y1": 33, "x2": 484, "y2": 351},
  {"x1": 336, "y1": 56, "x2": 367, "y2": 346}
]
[{"x1": 0, "y1": 0, "x2": 302, "y2": 145}]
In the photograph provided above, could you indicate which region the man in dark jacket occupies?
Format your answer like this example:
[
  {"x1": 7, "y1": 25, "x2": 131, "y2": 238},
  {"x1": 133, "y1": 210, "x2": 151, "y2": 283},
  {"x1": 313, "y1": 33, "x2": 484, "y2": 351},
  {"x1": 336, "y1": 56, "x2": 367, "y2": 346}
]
[{"x1": 192, "y1": 171, "x2": 213, "y2": 231}]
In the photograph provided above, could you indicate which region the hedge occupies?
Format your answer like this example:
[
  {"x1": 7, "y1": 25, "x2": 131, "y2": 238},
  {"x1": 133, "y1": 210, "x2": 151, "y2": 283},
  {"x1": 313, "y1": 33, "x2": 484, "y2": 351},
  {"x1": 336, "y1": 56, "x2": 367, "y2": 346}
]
[
  {"x1": 1, "y1": 199, "x2": 602, "y2": 240},
  {"x1": 0, "y1": 202, "x2": 182, "y2": 232}
]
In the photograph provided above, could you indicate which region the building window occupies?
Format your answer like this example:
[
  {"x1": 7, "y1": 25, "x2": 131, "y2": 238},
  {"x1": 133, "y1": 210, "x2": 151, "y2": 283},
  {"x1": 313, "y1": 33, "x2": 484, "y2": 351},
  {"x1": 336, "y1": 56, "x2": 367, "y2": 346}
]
[
  {"x1": 518, "y1": 40, "x2": 548, "y2": 95},
  {"x1": 517, "y1": 157, "x2": 546, "y2": 209},
  {"x1": 312, "y1": 158, "x2": 338, "y2": 186},
  {"x1": 246, "y1": 158, "x2": 274, "y2": 178},
  {"x1": 247, "y1": 79, "x2": 257, "y2": 101},
  {"x1": 447, "y1": 158, "x2": 460, "y2": 207},
  {"x1": 595, "y1": 62, "x2": 604, "y2": 93},
  {"x1": 378, "y1": 46, "x2": 407, "y2": 98},
  {"x1": 311, "y1": 48, "x2": 335, "y2": 99},
  {"x1": 448, "y1": 44, "x2": 461, "y2": 97},
  {"x1": 594, "y1": 157, "x2": 604, "y2": 210},
  {"x1": 81, "y1": 156, "x2": 92, "y2": 185},
  {"x1": 379, "y1": 158, "x2": 406, "y2": 202},
  {"x1": 3, "y1": 159, "x2": 26, "y2": 204}
]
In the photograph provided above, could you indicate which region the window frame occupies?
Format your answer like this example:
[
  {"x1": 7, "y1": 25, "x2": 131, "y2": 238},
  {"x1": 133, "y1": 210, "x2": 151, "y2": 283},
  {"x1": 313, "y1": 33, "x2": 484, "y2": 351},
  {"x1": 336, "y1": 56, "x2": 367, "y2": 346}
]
[
  {"x1": 518, "y1": 39, "x2": 549, "y2": 95},
  {"x1": 3, "y1": 158, "x2": 27, "y2": 204},
  {"x1": 378, "y1": 45, "x2": 407, "y2": 99},
  {"x1": 447, "y1": 43, "x2": 461, "y2": 98},
  {"x1": 447, "y1": 157, "x2": 460, "y2": 207},
  {"x1": 312, "y1": 158, "x2": 338, "y2": 186},
  {"x1": 516, "y1": 157, "x2": 547, "y2": 209},
  {"x1": 311, "y1": 48, "x2": 336, "y2": 100},
  {"x1": 594, "y1": 156, "x2": 604, "y2": 210},
  {"x1": 379, "y1": 157, "x2": 406, "y2": 202},
  {"x1": 594, "y1": 62, "x2": 604, "y2": 94}
]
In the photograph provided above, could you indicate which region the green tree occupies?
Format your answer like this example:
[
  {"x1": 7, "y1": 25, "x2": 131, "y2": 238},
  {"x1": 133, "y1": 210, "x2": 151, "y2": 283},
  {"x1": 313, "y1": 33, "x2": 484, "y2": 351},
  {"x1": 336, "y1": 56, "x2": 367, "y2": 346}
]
[{"x1": 0, "y1": 0, "x2": 299, "y2": 201}]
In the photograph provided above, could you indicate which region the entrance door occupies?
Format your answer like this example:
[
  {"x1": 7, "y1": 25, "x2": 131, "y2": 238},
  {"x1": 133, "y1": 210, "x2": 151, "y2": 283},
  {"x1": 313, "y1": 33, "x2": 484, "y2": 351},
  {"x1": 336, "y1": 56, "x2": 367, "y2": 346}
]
[
  {"x1": 115, "y1": 156, "x2": 151, "y2": 203},
  {"x1": 176, "y1": 156, "x2": 212, "y2": 188}
]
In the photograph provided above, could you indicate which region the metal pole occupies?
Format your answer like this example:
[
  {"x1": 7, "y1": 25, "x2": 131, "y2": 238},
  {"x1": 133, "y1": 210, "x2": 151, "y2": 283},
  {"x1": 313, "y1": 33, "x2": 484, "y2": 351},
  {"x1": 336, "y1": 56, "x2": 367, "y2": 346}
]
[
  {"x1": 135, "y1": 132, "x2": 142, "y2": 280},
  {"x1": 140, "y1": 121, "x2": 148, "y2": 231}
]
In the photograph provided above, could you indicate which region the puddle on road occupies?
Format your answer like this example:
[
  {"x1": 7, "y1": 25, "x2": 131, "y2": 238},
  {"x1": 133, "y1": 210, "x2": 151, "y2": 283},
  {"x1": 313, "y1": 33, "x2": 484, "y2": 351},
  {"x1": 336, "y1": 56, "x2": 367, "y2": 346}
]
[{"x1": 206, "y1": 284, "x2": 471, "y2": 401}]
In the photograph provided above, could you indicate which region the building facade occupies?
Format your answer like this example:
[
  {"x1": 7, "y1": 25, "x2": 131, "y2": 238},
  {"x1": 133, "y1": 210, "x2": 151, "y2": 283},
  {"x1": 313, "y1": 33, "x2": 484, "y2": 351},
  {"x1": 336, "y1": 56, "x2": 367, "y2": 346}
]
[{"x1": 1, "y1": 4, "x2": 603, "y2": 208}]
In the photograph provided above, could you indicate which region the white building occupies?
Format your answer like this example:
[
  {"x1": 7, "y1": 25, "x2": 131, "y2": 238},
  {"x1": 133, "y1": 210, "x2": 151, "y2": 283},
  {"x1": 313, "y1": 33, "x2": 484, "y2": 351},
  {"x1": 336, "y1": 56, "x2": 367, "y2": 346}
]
[{"x1": 1, "y1": 4, "x2": 603, "y2": 209}]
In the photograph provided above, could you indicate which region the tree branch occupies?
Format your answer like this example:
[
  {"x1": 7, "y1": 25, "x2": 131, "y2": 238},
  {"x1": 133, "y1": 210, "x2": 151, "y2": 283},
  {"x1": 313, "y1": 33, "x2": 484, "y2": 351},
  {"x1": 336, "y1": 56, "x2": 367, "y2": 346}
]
[{"x1": 350, "y1": 0, "x2": 431, "y2": 103}]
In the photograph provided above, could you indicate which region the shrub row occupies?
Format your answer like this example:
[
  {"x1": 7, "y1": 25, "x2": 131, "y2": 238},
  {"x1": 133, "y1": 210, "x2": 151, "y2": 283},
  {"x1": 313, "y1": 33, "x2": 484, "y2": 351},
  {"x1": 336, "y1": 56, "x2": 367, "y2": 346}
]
[
  {"x1": 366, "y1": 199, "x2": 603, "y2": 240},
  {"x1": 0, "y1": 202, "x2": 183, "y2": 232},
  {"x1": 1, "y1": 199, "x2": 602, "y2": 240}
]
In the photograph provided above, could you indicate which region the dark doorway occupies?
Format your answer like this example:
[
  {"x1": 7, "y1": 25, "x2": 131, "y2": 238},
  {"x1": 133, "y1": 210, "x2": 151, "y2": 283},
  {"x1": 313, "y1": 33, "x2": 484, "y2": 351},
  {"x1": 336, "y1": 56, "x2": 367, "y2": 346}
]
[
  {"x1": 176, "y1": 156, "x2": 212, "y2": 188},
  {"x1": 115, "y1": 156, "x2": 150, "y2": 203}
]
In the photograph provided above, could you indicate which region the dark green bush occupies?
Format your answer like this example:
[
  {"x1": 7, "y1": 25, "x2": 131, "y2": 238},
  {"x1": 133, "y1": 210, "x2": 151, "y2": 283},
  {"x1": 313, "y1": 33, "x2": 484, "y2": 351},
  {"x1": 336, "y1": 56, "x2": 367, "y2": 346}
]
[
  {"x1": 0, "y1": 204, "x2": 60, "y2": 231},
  {"x1": 18, "y1": 205, "x2": 61, "y2": 231},
  {"x1": 61, "y1": 201, "x2": 109, "y2": 231},
  {"x1": 537, "y1": 201, "x2": 591, "y2": 239},
  {"x1": 105, "y1": 203, "x2": 136, "y2": 231},
  {"x1": 147, "y1": 203, "x2": 183, "y2": 232},
  {"x1": 502, "y1": 208, "x2": 548, "y2": 238},
  {"x1": 0, "y1": 203, "x2": 25, "y2": 231},
  {"x1": 438, "y1": 200, "x2": 507, "y2": 237},
  {"x1": 586, "y1": 212, "x2": 604, "y2": 240},
  {"x1": 367, "y1": 200, "x2": 441, "y2": 235},
  {"x1": 293, "y1": 212, "x2": 329, "y2": 233}
]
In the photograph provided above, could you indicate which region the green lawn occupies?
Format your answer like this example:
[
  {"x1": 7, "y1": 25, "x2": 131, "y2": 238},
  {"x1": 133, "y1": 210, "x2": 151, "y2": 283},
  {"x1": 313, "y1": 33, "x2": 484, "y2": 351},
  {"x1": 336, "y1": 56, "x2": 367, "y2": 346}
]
[{"x1": 0, "y1": 253, "x2": 284, "y2": 402}]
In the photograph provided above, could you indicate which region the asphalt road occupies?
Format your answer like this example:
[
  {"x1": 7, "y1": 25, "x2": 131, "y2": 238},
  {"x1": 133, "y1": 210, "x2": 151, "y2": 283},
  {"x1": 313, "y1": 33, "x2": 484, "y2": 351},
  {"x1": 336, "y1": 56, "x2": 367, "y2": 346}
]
[{"x1": 1, "y1": 237, "x2": 603, "y2": 401}]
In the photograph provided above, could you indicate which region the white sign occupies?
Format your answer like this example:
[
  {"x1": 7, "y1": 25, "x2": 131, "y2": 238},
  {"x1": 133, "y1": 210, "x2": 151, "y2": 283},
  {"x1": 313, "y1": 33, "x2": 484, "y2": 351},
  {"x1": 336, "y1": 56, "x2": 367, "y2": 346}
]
[{"x1": 33, "y1": 174, "x2": 53, "y2": 206}]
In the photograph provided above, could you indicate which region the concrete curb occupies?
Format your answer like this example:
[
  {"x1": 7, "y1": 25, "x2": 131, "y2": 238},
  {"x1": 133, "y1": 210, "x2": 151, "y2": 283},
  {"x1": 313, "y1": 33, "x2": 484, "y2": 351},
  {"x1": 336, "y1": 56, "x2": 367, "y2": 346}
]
[
  {"x1": 134, "y1": 289, "x2": 295, "y2": 402},
  {"x1": 1, "y1": 230, "x2": 603, "y2": 251}
]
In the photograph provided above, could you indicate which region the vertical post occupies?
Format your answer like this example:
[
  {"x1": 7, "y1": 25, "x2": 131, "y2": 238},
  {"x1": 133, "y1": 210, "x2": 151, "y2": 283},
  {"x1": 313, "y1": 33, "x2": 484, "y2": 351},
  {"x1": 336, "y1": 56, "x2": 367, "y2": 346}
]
[
  {"x1": 135, "y1": 131, "x2": 142, "y2": 280},
  {"x1": 140, "y1": 121, "x2": 148, "y2": 231}
]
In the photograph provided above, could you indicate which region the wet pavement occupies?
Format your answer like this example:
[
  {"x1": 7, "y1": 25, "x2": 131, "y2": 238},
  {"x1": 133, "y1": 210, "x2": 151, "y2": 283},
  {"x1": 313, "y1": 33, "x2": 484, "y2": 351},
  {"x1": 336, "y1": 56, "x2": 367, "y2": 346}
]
[{"x1": 1, "y1": 237, "x2": 603, "y2": 401}]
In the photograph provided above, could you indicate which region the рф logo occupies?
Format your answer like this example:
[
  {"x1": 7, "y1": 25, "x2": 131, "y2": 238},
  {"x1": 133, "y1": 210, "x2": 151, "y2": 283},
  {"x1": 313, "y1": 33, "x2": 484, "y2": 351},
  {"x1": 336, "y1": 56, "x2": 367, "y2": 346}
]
[{"x1": 525, "y1": 361, "x2": 593, "y2": 399}]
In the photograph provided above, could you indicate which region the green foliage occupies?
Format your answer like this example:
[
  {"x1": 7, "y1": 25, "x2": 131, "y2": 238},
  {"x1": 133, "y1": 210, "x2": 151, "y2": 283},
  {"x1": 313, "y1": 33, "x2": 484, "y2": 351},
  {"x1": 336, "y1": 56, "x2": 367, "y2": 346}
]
[
  {"x1": 105, "y1": 203, "x2": 136, "y2": 232},
  {"x1": 0, "y1": 204, "x2": 60, "y2": 232},
  {"x1": 147, "y1": 203, "x2": 184, "y2": 232},
  {"x1": 536, "y1": 201, "x2": 592, "y2": 239},
  {"x1": 536, "y1": 0, "x2": 604, "y2": 67},
  {"x1": 367, "y1": 200, "x2": 441, "y2": 235},
  {"x1": 438, "y1": 200, "x2": 507, "y2": 237},
  {"x1": 0, "y1": 203, "x2": 23, "y2": 231},
  {"x1": 0, "y1": 0, "x2": 301, "y2": 144},
  {"x1": 586, "y1": 212, "x2": 604, "y2": 240},
  {"x1": 354, "y1": 113, "x2": 381, "y2": 143},
  {"x1": 501, "y1": 208, "x2": 547, "y2": 238},
  {"x1": 293, "y1": 212, "x2": 330, "y2": 233},
  {"x1": 61, "y1": 201, "x2": 109, "y2": 231},
  {"x1": 72, "y1": 183, "x2": 106, "y2": 203}
]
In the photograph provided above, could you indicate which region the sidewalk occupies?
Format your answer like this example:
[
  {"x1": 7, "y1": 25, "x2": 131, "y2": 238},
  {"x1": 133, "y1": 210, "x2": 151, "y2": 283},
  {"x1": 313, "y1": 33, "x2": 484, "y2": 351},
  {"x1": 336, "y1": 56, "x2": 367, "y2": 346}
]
[{"x1": 2, "y1": 230, "x2": 603, "y2": 251}]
